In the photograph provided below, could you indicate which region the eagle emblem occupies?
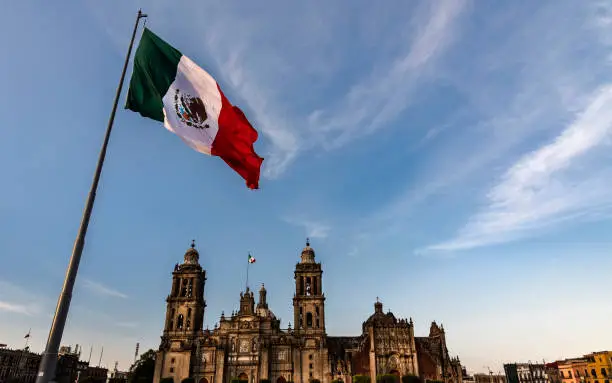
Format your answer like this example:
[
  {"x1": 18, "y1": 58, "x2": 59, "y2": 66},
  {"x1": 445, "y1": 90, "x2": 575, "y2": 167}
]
[{"x1": 174, "y1": 89, "x2": 210, "y2": 129}]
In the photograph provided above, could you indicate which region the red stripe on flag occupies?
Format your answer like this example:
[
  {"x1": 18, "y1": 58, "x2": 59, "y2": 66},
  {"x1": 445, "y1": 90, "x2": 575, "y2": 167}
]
[{"x1": 212, "y1": 85, "x2": 264, "y2": 189}]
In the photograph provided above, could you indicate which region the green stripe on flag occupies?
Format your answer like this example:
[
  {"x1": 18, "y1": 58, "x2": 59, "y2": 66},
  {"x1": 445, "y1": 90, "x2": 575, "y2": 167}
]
[{"x1": 125, "y1": 28, "x2": 183, "y2": 122}]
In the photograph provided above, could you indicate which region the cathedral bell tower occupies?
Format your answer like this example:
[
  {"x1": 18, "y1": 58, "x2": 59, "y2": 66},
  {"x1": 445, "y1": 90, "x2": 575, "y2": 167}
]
[
  {"x1": 293, "y1": 239, "x2": 326, "y2": 334},
  {"x1": 155, "y1": 241, "x2": 207, "y2": 383},
  {"x1": 161, "y1": 241, "x2": 207, "y2": 343}
]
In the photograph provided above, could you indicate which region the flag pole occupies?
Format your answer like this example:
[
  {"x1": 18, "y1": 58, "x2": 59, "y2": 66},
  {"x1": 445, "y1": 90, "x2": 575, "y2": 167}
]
[
  {"x1": 35, "y1": 9, "x2": 147, "y2": 383},
  {"x1": 246, "y1": 253, "x2": 250, "y2": 291}
]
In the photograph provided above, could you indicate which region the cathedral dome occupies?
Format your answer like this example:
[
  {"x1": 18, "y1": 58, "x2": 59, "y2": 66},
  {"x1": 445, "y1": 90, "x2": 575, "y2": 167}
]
[
  {"x1": 300, "y1": 238, "x2": 315, "y2": 263},
  {"x1": 184, "y1": 240, "x2": 200, "y2": 264},
  {"x1": 364, "y1": 299, "x2": 398, "y2": 327}
]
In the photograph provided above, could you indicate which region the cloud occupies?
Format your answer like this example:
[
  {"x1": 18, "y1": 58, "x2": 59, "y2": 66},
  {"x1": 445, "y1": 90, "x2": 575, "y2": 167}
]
[
  {"x1": 0, "y1": 280, "x2": 44, "y2": 316},
  {"x1": 348, "y1": 1, "x2": 612, "y2": 251},
  {"x1": 309, "y1": 0, "x2": 467, "y2": 149},
  {"x1": 115, "y1": 321, "x2": 139, "y2": 329},
  {"x1": 82, "y1": 279, "x2": 128, "y2": 299},
  {"x1": 426, "y1": 85, "x2": 612, "y2": 251},
  {"x1": 283, "y1": 216, "x2": 331, "y2": 240},
  {"x1": 0, "y1": 301, "x2": 38, "y2": 316}
]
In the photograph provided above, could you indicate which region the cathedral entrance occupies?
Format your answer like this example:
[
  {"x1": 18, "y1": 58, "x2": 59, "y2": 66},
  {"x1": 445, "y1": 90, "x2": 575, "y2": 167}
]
[
  {"x1": 277, "y1": 377, "x2": 287, "y2": 383},
  {"x1": 199, "y1": 378, "x2": 209, "y2": 383}
]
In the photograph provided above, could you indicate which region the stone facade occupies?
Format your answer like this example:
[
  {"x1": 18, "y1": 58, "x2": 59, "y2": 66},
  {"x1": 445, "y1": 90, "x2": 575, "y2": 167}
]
[
  {"x1": 0, "y1": 347, "x2": 40, "y2": 383},
  {"x1": 153, "y1": 241, "x2": 463, "y2": 383}
]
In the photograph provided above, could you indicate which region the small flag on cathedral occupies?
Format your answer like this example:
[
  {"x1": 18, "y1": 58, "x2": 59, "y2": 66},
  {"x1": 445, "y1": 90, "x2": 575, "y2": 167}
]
[
  {"x1": 125, "y1": 28, "x2": 264, "y2": 189},
  {"x1": 248, "y1": 254, "x2": 256, "y2": 264}
]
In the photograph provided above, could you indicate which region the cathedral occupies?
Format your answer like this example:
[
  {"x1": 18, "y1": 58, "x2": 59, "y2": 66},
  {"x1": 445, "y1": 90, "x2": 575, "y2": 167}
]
[{"x1": 153, "y1": 241, "x2": 463, "y2": 383}]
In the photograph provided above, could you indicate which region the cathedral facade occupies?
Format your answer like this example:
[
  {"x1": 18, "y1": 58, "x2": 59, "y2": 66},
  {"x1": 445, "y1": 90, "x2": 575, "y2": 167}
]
[{"x1": 153, "y1": 241, "x2": 463, "y2": 383}]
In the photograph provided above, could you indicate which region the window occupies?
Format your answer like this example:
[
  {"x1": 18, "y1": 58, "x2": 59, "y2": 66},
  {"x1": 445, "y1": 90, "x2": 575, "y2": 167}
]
[
  {"x1": 306, "y1": 312, "x2": 313, "y2": 328},
  {"x1": 186, "y1": 308, "x2": 192, "y2": 330},
  {"x1": 181, "y1": 279, "x2": 188, "y2": 297},
  {"x1": 171, "y1": 358, "x2": 175, "y2": 364},
  {"x1": 187, "y1": 278, "x2": 193, "y2": 297},
  {"x1": 316, "y1": 319, "x2": 320, "y2": 328},
  {"x1": 569, "y1": 372, "x2": 572, "y2": 378},
  {"x1": 170, "y1": 368, "x2": 174, "y2": 373},
  {"x1": 602, "y1": 369, "x2": 608, "y2": 377},
  {"x1": 177, "y1": 314, "x2": 184, "y2": 330},
  {"x1": 306, "y1": 277, "x2": 312, "y2": 296},
  {"x1": 593, "y1": 370, "x2": 598, "y2": 378},
  {"x1": 316, "y1": 306, "x2": 319, "y2": 315},
  {"x1": 309, "y1": 354, "x2": 313, "y2": 360},
  {"x1": 309, "y1": 363, "x2": 313, "y2": 369},
  {"x1": 169, "y1": 309, "x2": 175, "y2": 330}
]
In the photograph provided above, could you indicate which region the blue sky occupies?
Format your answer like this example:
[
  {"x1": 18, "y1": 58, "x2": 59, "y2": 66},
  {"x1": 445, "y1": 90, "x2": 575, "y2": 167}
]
[{"x1": 1, "y1": 0, "x2": 612, "y2": 375}]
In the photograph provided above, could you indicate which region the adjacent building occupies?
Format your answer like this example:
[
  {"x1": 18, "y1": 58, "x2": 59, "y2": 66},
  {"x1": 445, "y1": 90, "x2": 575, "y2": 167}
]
[
  {"x1": 545, "y1": 363, "x2": 561, "y2": 383},
  {"x1": 474, "y1": 373, "x2": 506, "y2": 383},
  {"x1": 504, "y1": 364, "x2": 547, "y2": 383},
  {"x1": 558, "y1": 359, "x2": 588, "y2": 383},
  {"x1": 0, "y1": 345, "x2": 107, "y2": 383},
  {"x1": 584, "y1": 352, "x2": 612, "y2": 383},
  {"x1": 0, "y1": 347, "x2": 41, "y2": 383},
  {"x1": 153, "y1": 241, "x2": 464, "y2": 383}
]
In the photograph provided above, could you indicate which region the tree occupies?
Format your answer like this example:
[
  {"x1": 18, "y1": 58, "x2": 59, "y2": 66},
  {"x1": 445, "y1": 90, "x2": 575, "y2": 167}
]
[
  {"x1": 129, "y1": 349, "x2": 157, "y2": 383},
  {"x1": 377, "y1": 375, "x2": 399, "y2": 383},
  {"x1": 402, "y1": 376, "x2": 420, "y2": 383},
  {"x1": 353, "y1": 375, "x2": 371, "y2": 383}
]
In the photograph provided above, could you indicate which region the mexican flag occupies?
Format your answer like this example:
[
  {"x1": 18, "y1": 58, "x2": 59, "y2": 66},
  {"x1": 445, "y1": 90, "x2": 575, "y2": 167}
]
[
  {"x1": 248, "y1": 254, "x2": 256, "y2": 264},
  {"x1": 125, "y1": 28, "x2": 264, "y2": 189}
]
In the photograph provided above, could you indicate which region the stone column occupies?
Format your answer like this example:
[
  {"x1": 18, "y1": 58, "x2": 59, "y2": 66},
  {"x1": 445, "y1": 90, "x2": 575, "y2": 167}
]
[
  {"x1": 369, "y1": 328, "x2": 376, "y2": 383},
  {"x1": 215, "y1": 349, "x2": 225, "y2": 383}
]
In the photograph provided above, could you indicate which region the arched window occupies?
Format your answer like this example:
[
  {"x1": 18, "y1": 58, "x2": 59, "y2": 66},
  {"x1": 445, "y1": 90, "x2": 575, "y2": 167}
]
[
  {"x1": 169, "y1": 308, "x2": 175, "y2": 330},
  {"x1": 186, "y1": 308, "x2": 192, "y2": 330},
  {"x1": 177, "y1": 314, "x2": 184, "y2": 330},
  {"x1": 306, "y1": 312, "x2": 313, "y2": 328},
  {"x1": 305, "y1": 277, "x2": 312, "y2": 296},
  {"x1": 181, "y1": 279, "x2": 188, "y2": 297},
  {"x1": 187, "y1": 278, "x2": 194, "y2": 297}
]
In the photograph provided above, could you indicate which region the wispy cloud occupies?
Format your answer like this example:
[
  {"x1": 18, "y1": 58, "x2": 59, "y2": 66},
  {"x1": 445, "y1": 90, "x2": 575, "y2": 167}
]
[
  {"x1": 0, "y1": 301, "x2": 38, "y2": 316},
  {"x1": 309, "y1": 0, "x2": 467, "y2": 149},
  {"x1": 114, "y1": 321, "x2": 139, "y2": 329},
  {"x1": 283, "y1": 216, "x2": 331, "y2": 239},
  {"x1": 426, "y1": 85, "x2": 612, "y2": 251},
  {"x1": 82, "y1": 279, "x2": 128, "y2": 299},
  {"x1": 0, "y1": 280, "x2": 45, "y2": 316},
  {"x1": 348, "y1": 2, "x2": 612, "y2": 251}
]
